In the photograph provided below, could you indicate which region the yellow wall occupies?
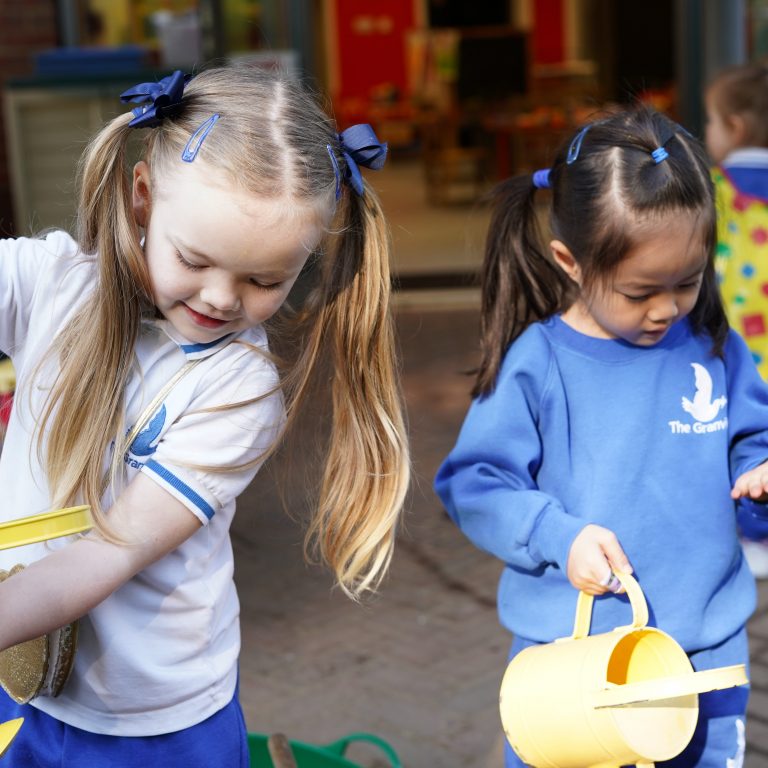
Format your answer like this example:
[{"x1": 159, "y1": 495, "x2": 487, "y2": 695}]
[
  {"x1": 85, "y1": 0, "x2": 261, "y2": 53},
  {"x1": 88, "y1": 0, "x2": 130, "y2": 45}
]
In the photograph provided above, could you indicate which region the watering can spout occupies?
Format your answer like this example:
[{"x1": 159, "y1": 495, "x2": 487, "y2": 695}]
[
  {"x1": 592, "y1": 664, "x2": 748, "y2": 709},
  {"x1": 0, "y1": 718, "x2": 23, "y2": 758}
]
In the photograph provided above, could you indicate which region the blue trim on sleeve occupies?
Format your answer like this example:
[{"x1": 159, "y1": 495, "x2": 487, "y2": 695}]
[{"x1": 145, "y1": 459, "x2": 216, "y2": 519}]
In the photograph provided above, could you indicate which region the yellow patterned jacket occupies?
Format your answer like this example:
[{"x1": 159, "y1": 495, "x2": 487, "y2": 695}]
[{"x1": 714, "y1": 165, "x2": 768, "y2": 378}]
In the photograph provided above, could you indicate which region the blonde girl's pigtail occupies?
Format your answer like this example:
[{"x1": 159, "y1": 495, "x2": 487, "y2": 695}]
[
  {"x1": 288, "y1": 184, "x2": 409, "y2": 598},
  {"x1": 474, "y1": 170, "x2": 570, "y2": 397},
  {"x1": 36, "y1": 111, "x2": 151, "y2": 533}
]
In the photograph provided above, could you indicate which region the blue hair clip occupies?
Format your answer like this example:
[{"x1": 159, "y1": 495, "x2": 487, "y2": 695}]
[
  {"x1": 182, "y1": 114, "x2": 220, "y2": 162},
  {"x1": 566, "y1": 124, "x2": 592, "y2": 165},
  {"x1": 651, "y1": 146, "x2": 669, "y2": 164},
  {"x1": 335, "y1": 124, "x2": 388, "y2": 196},
  {"x1": 120, "y1": 70, "x2": 191, "y2": 129},
  {"x1": 532, "y1": 168, "x2": 551, "y2": 189}
]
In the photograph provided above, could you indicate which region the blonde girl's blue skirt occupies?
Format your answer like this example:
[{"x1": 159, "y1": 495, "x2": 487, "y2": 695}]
[{"x1": 0, "y1": 687, "x2": 249, "y2": 767}]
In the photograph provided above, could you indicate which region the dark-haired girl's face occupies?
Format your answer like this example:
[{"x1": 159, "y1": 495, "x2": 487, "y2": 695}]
[{"x1": 557, "y1": 212, "x2": 708, "y2": 346}]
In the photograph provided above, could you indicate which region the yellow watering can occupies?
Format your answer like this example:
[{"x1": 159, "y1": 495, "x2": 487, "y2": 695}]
[
  {"x1": 0, "y1": 505, "x2": 92, "y2": 758},
  {"x1": 499, "y1": 571, "x2": 748, "y2": 768}
]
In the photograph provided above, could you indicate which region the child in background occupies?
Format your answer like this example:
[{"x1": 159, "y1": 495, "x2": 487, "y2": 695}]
[
  {"x1": 0, "y1": 63, "x2": 409, "y2": 766},
  {"x1": 436, "y1": 107, "x2": 768, "y2": 767},
  {"x1": 706, "y1": 62, "x2": 768, "y2": 578},
  {"x1": 706, "y1": 63, "x2": 768, "y2": 374}
]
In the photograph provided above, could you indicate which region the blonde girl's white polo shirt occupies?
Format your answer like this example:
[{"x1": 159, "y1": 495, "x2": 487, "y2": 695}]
[{"x1": 0, "y1": 231, "x2": 284, "y2": 735}]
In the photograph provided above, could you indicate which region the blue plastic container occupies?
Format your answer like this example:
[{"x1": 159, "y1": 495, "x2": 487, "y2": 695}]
[{"x1": 34, "y1": 46, "x2": 147, "y2": 77}]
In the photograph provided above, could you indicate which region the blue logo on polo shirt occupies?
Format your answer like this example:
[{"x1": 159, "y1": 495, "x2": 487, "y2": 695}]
[{"x1": 128, "y1": 405, "x2": 166, "y2": 459}]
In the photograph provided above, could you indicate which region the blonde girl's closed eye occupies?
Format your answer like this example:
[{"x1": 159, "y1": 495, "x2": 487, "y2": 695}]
[
  {"x1": 172, "y1": 248, "x2": 284, "y2": 291},
  {"x1": 174, "y1": 250, "x2": 203, "y2": 271}
]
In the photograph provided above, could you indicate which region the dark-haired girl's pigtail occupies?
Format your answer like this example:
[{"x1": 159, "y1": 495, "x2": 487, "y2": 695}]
[{"x1": 473, "y1": 174, "x2": 571, "y2": 397}]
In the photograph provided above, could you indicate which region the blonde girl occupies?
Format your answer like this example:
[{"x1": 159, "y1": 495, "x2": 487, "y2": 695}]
[{"x1": 0, "y1": 63, "x2": 409, "y2": 766}]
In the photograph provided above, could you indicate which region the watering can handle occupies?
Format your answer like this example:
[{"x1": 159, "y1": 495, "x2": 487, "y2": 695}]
[
  {"x1": 592, "y1": 663, "x2": 748, "y2": 709},
  {"x1": 571, "y1": 570, "x2": 648, "y2": 640},
  {"x1": 322, "y1": 732, "x2": 402, "y2": 768},
  {"x1": 0, "y1": 506, "x2": 92, "y2": 551}
]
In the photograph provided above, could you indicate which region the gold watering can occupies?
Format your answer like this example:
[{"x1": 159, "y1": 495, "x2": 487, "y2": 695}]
[{"x1": 0, "y1": 506, "x2": 92, "y2": 758}]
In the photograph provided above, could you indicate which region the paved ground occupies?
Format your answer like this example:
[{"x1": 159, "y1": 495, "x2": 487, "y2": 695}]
[
  {"x1": 234, "y1": 306, "x2": 768, "y2": 768},
  {"x1": 235, "y1": 307, "x2": 506, "y2": 768}
]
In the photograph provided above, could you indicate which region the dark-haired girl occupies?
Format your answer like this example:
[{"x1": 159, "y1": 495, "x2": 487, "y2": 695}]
[{"x1": 436, "y1": 107, "x2": 768, "y2": 767}]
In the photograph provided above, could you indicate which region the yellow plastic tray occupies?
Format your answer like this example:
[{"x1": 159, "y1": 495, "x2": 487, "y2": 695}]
[{"x1": 0, "y1": 506, "x2": 92, "y2": 551}]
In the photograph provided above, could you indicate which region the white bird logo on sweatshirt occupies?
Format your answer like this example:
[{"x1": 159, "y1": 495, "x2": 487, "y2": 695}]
[
  {"x1": 726, "y1": 718, "x2": 745, "y2": 768},
  {"x1": 681, "y1": 363, "x2": 727, "y2": 423}
]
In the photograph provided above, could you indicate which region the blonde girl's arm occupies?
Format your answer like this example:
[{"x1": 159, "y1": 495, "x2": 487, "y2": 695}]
[{"x1": 0, "y1": 472, "x2": 200, "y2": 650}]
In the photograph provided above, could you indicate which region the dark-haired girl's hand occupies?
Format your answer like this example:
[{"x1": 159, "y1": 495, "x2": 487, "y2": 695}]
[
  {"x1": 732, "y1": 460, "x2": 768, "y2": 503},
  {"x1": 566, "y1": 524, "x2": 633, "y2": 595}
]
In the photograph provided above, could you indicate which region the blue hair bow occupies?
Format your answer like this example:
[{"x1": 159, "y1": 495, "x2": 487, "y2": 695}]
[
  {"x1": 119, "y1": 70, "x2": 191, "y2": 129},
  {"x1": 332, "y1": 124, "x2": 388, "y2": 197}
]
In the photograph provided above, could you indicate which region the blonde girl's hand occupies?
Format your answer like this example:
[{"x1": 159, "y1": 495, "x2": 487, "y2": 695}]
[
  {"x1": 566, "y1": 524, "x2": 633, "y2": 595},
  {"x1": 731, "y1": 460, "x2": 768, "y2": 503}
]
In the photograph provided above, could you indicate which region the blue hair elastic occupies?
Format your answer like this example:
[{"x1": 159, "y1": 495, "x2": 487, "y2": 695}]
[
  {"x1": 532, "y1": 169, "x2": 551, "y2": 189},
  {"x1": 651, "y1": 146, "x2": 669, "y2": 164},
  {"x1": 566, "y1": 124, "x2": 592, "y2": 164},
  {"x1": 182, "y1": 114, "x2": 220, "y2": 163}
]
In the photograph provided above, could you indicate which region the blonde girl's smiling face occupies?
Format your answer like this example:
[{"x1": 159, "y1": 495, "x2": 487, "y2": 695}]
[
  {"x1": 133, "y1": 160, "x2": 326, "y2": 343},
  {"x1": 553, "y1": 211, "x2": 709, "y2": 346}
]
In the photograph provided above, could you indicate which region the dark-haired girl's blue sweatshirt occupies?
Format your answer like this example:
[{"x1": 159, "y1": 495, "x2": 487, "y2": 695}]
[{"x1": 435, "y1": 316, "x2": 768, "y2": 650}]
